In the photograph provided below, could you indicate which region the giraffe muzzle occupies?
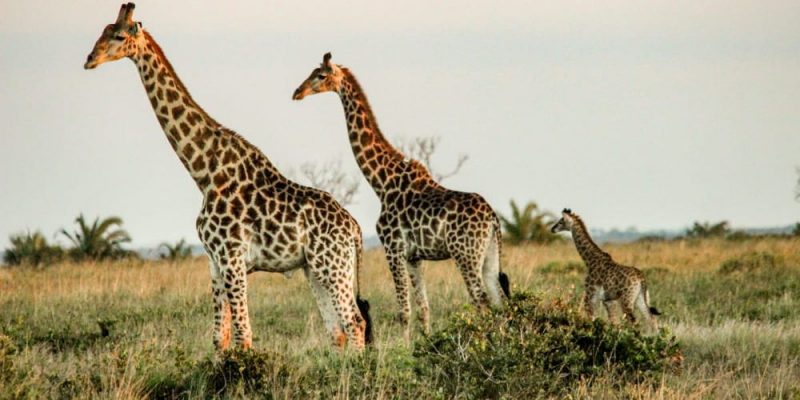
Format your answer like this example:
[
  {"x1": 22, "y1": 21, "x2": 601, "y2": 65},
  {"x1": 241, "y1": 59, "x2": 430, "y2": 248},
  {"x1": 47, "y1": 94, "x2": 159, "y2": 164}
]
[{"x1": 84, "y1": 54, "x2": 98, "y2": 70}]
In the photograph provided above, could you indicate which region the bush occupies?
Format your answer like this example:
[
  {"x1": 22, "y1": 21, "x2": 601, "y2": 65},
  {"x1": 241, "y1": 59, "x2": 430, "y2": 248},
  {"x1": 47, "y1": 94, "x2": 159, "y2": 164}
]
[
  {"x1": 201, "y1": 349, "x2": 293, "y2": 397},
  {"x1": 3, "y1": 231, "x2": 64, "y2": 267},
  {"x1": 413, "y1": 291, "x2": 682, "y2": 398},
  {"x1": 718, "y1": 252, "x2": 782, "y2": 275},
  {"x1": 685, "y1": 221, "x2": 730, "y2": 239}
]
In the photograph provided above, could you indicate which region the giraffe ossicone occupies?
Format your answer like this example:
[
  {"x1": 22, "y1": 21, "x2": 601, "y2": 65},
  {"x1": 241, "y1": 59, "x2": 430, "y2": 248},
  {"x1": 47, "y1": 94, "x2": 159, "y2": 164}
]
[
  {"x1": 293, "y1": 52, "x2": 511, "y2": 340},
  {"x1": 84, "y1": 3, "x2": 372, "y2": 351}
]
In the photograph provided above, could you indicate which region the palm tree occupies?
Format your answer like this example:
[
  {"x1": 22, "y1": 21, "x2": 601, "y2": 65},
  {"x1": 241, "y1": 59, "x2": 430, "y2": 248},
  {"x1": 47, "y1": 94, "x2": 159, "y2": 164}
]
[
  {"x1": 499, "y1": 200, "x2": 559, "y2": 244},
  {"x1": 159, "y1": 239, "x2": 192, "y2": 262},
  {"x1": 60, "y1": 214, "x2": 132, "y2": 261},
  {"x1": 3, "y1": 231, "x2": 64, "y2": 267}
]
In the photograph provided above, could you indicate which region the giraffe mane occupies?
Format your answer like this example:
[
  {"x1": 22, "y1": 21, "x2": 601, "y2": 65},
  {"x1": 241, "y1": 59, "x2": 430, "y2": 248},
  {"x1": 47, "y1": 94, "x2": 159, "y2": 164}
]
[
  {"x1": 340, "y1": 68, "x2": 387, "y2": 141},
  {"x1": 141, "y1": 30, "x2": 283, "y2": 179},
  {"x1": 142, "y1": 30, "x2": 220, "y2": 128},
  {"x1": 571, "y1": 213, "x2": 612, "y2": 260}
]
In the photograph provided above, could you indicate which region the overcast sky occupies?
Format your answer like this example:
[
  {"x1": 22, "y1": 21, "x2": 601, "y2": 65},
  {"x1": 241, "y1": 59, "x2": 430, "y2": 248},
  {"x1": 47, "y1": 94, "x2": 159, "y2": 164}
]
[{"x1": 1, "y1": 1, "x2": 798, "y2": 247}]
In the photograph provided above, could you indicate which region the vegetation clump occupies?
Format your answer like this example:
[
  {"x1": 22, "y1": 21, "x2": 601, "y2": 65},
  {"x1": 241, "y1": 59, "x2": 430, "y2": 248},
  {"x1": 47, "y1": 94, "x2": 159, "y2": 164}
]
[
  {"x1": 540, "y1": 260, "x2": 587, "y2": 275},
  {"x1": 718, "y1": 251, "x2": 782, "y2": 275},
  {"x1": 414, "y1": 291, "x2": 682, "y2": 398},
  {"x1": 202, "y1": 348, "x2": 293, "y2": 397},
  {"x1": 2, "y1": 231, "x2": 64, "y2": 267}
]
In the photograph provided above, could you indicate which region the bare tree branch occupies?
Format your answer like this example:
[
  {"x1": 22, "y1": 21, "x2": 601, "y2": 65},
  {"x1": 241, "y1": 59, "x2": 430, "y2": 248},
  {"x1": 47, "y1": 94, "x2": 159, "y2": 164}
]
[
  {"x1": 796, "y1": 167, "x2": 800, "y2": 202},
  {"x1": 395, "y1": 136, "x2": 469, "y2": 182},
  {"x1": 294, "y1": 159, "x2": 360, "y2": 207}
]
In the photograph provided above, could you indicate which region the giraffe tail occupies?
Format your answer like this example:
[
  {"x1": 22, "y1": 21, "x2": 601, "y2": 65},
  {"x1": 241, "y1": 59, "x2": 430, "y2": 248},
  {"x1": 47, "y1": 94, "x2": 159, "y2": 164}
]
[
  {"x1": 643, "y1": 281, "x2": 662, "y2": 316},
  {"x1": 354, "y1": 234, "x2": 373, "y2": 345},
  {"x1": 493, "y1": 212, "x2": 511, "y2": 298}
]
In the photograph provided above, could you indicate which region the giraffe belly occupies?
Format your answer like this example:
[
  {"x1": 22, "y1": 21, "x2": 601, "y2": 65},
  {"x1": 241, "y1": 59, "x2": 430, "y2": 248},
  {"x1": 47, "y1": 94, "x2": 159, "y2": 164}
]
[
  {"x1": 406, "y1": 231, "x2": 450, "y2": 261},
  {"x1": 246, "y1": 241, "x2": 305, "y2": 273}
]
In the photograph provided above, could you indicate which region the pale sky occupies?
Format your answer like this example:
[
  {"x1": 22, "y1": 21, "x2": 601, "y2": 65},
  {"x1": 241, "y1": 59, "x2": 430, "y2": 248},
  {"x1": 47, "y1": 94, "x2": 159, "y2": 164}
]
[{"x1": 1, "y1": 1, "x2": 798, "y2": 247}]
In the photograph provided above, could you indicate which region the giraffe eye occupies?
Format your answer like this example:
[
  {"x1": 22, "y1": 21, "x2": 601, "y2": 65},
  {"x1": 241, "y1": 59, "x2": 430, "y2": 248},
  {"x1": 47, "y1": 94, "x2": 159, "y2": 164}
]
[
  {"x1": 317, "y1": 74, "x2": 326, "y2": 80},
  {"x1": 113, "y1": 35, "x2": 125, "y2": 41}
]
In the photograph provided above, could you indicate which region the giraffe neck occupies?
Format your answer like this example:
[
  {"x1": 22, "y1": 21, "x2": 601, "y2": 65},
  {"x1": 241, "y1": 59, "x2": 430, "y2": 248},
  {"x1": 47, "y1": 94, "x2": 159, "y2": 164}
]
[
  {"x1": 130, "y1": 31, "x2": 284, "y2": 192},
  {"x1": 569, "y1": 217, "x2": 611, "y2": 269},
  {"x1": 336, "y1": 69, "x2": 408, "y2": 198}
]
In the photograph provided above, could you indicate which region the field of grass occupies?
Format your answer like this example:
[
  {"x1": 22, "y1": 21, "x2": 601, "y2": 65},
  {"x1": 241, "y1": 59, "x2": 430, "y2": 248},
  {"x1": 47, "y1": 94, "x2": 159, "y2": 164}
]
[{"x1": 1, "y1": 237, "x2": 799, "y2": 399}]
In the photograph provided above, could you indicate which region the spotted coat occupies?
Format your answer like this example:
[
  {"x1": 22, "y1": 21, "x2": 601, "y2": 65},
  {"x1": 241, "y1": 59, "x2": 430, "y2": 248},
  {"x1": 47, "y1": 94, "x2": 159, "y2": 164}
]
[
  {"x1": 551, "y1": 209, "x2": 660, "y2": 330},
  {"x1": 84, "y1": 4, "x2": 371, "y2": 351},
  {"x1": 293, "y1": 53, "x2": 510, "y2": 339}
]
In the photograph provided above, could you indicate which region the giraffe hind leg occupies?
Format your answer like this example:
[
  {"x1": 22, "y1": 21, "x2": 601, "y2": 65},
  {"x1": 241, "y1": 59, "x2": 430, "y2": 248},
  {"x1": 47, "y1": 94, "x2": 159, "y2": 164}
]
[
  {"x1": 454, "y1": 251, "x2": 490, "y2": 309},
  {"x1": 305, "y1": 268, "x2": 346, "y2": 348},
  {"x1": 480, "y1": 232, "x2": 504, "y2": 307},
  {"x1": 635, "y1": 286, "x2": 660, "y2": 332}
]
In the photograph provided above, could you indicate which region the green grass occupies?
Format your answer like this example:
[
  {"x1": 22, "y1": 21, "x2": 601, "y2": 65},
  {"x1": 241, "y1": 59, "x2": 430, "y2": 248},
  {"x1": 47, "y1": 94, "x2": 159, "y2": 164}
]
[{"x1": 1, "y1": 237, "x2": 799, "y2": 398}]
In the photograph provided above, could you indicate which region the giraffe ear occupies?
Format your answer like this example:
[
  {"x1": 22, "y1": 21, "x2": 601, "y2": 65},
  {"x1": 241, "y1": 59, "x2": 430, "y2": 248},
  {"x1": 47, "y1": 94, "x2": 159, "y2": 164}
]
[{"x1": 322, "y1": 52, "x2": 332, "y2": 69}]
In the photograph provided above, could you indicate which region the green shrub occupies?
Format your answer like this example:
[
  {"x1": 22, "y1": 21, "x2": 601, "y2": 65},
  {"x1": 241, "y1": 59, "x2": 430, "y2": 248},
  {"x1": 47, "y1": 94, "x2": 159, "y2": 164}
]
[
  {"x1": 0, "y1": 334, "x2": 16, "y2": 380},
  {"x1": 201, "y1": 348, "x2": 293, "y2": 397},
  {"x1": 718, "y1": 252, "x2": 782, "y2": 275},
  {"x1": 413, "y1": 291, "x2": 682, "y2": 398}
]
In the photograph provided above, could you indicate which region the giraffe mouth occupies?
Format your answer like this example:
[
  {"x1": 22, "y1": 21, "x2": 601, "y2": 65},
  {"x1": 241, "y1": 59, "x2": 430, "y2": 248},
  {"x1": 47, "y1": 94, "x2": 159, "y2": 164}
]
[
  {"x1": 292, "y1": 87, "x2": 310, "y2": 100},
  {"x1": 84, "y1": 54, "x2": 99, "y2": 70}
]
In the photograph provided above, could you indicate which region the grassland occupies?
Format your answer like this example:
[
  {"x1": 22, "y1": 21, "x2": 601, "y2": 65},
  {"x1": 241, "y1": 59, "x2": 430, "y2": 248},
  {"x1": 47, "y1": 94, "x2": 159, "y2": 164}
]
[{"x1": 1, "y1": 237, "x2": 799, "y2": 399}]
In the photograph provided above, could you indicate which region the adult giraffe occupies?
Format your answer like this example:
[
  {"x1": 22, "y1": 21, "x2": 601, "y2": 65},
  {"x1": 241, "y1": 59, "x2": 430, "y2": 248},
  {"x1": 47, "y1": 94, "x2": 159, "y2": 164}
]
[
  {"x1": 293, "y1": 53, "x2": 510, "y2": 339},
  {"x1": 84, "y1": 4, "x2": 371, "y2": 350}
]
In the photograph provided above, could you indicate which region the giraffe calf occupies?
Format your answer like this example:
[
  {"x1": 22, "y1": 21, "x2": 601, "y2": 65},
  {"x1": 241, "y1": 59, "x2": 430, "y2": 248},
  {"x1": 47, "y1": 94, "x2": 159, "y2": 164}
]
[{"x1": 551, "y1": 209, "x2": 661, "y2": 330}]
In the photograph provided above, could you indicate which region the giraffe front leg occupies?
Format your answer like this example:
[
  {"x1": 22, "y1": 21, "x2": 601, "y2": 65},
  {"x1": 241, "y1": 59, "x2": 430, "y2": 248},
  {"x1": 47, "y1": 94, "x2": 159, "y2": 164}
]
[
  {"x1": 386, "y1": 251, "x2": 413, "y2": 342},
  {"x1": 221, "y1": 255, "x2": 252, "y2": 349},
  {"x1": 209, "y1": 261, "x2": 232, "y2": 351},
  {"x1": 408, "y1": 260, "x2": 431, "y2": 335}
]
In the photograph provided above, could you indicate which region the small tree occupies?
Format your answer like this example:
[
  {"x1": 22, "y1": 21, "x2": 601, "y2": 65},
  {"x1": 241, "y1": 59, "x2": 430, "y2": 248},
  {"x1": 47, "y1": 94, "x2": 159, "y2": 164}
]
[
  {"x1": 685, "y1": 221, "x2": 730, "y2": 239},
  {"x1": 296, "y1": 159, "x2": 360, "y2": 207},
  {"x1": 3, "y1": 231, "x2": 64, "y2": 267},
  {"x1": 395, "y1": 136, "x2": 468, "y2": 182},
  {"x1": 159, "y1": 239, "x2": 193, "y2": 262},
  {"x1": 499, "y1": 200, "x2": 559, "y2": 244},
  {"x1": 60, "y1": 214, "x2": 133, "y2": 261}
]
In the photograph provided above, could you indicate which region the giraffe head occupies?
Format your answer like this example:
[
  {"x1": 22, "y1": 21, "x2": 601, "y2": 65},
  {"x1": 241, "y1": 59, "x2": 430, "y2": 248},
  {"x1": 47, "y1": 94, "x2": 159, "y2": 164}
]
[
  {"x1": 292, "y1": 52, "x2": 345, "y2": 100},
  {"x1": 551, "y1": 208, "x2": 577, "y2": 233},
  {"x1": 84, "y1": 3, "x2": 143, "y2": 70}
]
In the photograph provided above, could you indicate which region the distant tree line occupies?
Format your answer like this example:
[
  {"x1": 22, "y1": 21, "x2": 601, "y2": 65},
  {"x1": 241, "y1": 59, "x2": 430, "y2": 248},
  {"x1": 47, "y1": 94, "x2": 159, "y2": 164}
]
[{"x1": 3, "y1": 214, "x2": 191, "y2": 267}]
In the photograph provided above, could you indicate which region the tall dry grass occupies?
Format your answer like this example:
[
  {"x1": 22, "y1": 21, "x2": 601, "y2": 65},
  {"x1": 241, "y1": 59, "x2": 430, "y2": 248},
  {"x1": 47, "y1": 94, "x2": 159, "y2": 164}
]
[{"x1": 0, "y1": 236, "x2": 798, "y2": 398}]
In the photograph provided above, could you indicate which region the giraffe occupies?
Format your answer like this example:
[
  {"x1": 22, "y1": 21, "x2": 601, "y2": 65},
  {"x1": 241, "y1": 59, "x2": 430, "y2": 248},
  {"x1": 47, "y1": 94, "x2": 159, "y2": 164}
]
[
  {"x1": 292, "y1": 53, "x2": 510, "y2": 339},
  {"x1": 83, "y1": 3, "x2": 371, "y2": 350},
  {"x1": 551, "y1": 209, "x2": 660, "y2": 330}
]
